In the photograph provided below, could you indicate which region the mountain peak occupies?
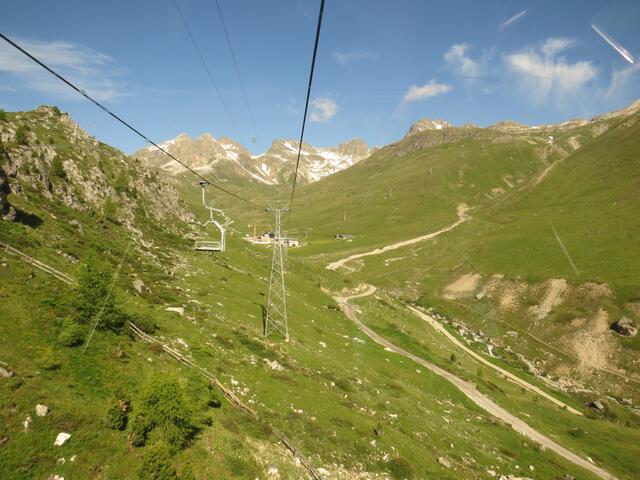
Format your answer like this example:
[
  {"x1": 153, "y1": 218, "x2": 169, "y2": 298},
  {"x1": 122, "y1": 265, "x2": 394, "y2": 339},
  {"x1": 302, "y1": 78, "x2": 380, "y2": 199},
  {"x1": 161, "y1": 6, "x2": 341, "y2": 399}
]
[{"x1": 406, "y1": 119, "x2": 453, "y2": 137}]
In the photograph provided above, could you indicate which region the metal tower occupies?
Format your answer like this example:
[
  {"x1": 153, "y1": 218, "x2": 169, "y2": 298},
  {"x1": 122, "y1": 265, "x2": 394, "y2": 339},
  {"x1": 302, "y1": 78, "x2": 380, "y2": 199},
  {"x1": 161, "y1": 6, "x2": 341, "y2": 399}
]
[{"x1": 264, "y1": 207, "x2": 289, "y2": 341}]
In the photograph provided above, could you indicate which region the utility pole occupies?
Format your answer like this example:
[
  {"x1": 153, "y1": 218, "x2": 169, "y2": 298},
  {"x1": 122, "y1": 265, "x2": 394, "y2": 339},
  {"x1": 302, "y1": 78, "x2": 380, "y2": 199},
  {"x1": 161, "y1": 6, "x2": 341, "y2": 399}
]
[{"x1": 264, "y1": 207, "x2": 289, "y2": 341}]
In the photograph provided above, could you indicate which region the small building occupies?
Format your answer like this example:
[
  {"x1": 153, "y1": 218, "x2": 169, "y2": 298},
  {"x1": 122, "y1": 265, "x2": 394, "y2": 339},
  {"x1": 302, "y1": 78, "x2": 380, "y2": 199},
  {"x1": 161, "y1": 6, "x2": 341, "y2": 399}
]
[
  {"x1": 283, "y1": 238, "x2": 300, "y2": 248},
  {"x1": 335, "y1": 233, "x2": 354, "y2": 240}
]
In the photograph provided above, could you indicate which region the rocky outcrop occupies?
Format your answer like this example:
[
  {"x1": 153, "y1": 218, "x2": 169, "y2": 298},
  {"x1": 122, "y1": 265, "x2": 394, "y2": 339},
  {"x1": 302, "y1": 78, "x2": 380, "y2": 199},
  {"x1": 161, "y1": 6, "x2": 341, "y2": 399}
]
[
  {"x1": 611, "y1": 317, "x2": 638, "y2": 337},
  {"x1": 0, "y1": 166, "x2": 15, "y2": 221}
]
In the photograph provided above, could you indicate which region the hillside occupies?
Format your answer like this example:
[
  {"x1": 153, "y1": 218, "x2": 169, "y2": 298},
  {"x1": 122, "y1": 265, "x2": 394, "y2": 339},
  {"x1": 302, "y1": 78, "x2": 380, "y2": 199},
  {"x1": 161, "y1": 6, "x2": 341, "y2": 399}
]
[{"x1": 1, "y1": 104, "x2": 640, "y2": 480}]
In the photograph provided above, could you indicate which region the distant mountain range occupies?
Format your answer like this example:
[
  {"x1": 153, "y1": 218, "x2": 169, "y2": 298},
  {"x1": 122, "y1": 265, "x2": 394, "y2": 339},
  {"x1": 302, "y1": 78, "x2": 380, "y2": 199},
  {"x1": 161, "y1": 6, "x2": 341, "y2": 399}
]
[{"x1": 133, "y1": 134, "x2": 372, "y2": 185}]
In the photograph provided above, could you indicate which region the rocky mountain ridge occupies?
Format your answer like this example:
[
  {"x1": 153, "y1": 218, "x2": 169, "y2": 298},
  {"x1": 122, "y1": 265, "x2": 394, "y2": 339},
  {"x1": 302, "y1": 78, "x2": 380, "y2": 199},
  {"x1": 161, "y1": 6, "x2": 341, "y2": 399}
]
[{"x1": 134, "y1": 133, "x2": 371, "y2": 185}]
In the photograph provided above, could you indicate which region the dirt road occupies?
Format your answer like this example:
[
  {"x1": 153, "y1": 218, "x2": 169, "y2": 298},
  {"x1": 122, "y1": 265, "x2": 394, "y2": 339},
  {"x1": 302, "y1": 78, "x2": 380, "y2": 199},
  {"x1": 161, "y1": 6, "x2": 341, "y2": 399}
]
[
  {"x1": 407, "y1": 305, "x2": 583, "y2": 415},
  {"x1": 335, "y1": 285, "x2": 616, "y2": 480},
  {"x1": 326, "y1": 204, "x2": 470, "y2": 271}
]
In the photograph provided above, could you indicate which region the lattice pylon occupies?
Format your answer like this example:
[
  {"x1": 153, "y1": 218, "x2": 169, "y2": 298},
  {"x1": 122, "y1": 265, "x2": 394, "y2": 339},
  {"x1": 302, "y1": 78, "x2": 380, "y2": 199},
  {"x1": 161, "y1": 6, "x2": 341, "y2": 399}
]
[{"x1": 264, "y1": 208, "x2": 289, "y2": 341}]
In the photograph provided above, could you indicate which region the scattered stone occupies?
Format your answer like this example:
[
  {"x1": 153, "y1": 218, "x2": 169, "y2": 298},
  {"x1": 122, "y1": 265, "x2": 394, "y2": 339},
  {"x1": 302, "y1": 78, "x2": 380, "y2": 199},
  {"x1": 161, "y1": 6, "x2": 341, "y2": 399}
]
[
  {"x1": 35, "y1": 404, "x2": 49, "y2": 417},
  {"x1": 266, "y1": 465, "x2": 279, "y2": 477},
  {"x1": 563, "y1": 475, "x2": 575, "y2": 480},
  {"x1": 70, "y1": 455, "x2": 77, "y2": 462},
  {"x1": 68, "y1": 219, "x2": 84, "y2": 235},
  {"x1": 0, "y1": 366, "x2": 14, "y2": 378},
  {"x1": 54, "y1": 432, "x2": 71, "y2": 446},
  {"x1": 437, "y1": 456, "x2": 451, "y2": 468},
  {"x1": 56, "y1": 457, "x2": 66, "y2": 465},
  {"x1": 589, "y1": 400, "x2": 605, "y2": 411},
  {"x1": 47, "y1": 476, "x2": 64, "y2": 480},
  {"x1": 23, "y1": 415, "x2": 32, "y2": 431},
  {"x1": 316, "y1": 467, "x2": 330, "y2": 477},
  {"x1": 611, "y1": 317, "x2": 638, "y2": 337},
  {"x1": 319, "y1": 341, "x2": 327, "y2": 348},
  {"x1": 264, "y1": 359, "x2": 284, "y2": 371},
  {"x1": 132, "y1": 278, "x2": 147, "y2": 294},
  {"x1": 0, "y1": 436, "x2": 8, "y2": 446},
  {"x1": 165, "y1": 306, "x2": 184, "y2": 316},
  {"x1": 487, "y1": 470, "x2": 496, "y2": 477},
  {"x1": 621, "y1": 398, "x2": 633, "y2": 406}
]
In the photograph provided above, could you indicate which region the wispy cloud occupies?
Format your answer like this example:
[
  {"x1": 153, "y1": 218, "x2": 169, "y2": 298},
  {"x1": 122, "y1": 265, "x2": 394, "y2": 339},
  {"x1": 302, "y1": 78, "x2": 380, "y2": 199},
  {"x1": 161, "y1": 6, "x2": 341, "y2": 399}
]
[
  {"x1": 500, "y1": 10, "x2": 527, "y2": 31},
  {"x1": 591, "y1": 24, "x2": 635, "y2": 64},
  {"x1": 333, "y1": 49, "x2": 378, "y2": 66},
  {"x1": 401, "y1": 79, "x2": 452, "y2": 104},
  {"x1": 0, "y1": 36, "x2": 130, "y2": 102},
  {"x1": 310, "y1": 97, "x2": 338, "y2": 122},
  {"x1": 504, "y1": 37, "x2": 597, "y2": 104},
  {"x1": 444, "y1": 43, "x2": 479, "y2": 77}
]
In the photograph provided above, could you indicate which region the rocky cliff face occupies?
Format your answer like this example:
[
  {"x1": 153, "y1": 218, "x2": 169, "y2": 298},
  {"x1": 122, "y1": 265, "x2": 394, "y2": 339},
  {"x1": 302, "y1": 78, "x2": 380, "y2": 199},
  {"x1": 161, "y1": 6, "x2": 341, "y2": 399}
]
[
  {"x1": 134, "y1": 133, "x2": 371, "y2": 185},
  {"x1": 0, "y1": 106, "x2": 192, "y2": 230}
]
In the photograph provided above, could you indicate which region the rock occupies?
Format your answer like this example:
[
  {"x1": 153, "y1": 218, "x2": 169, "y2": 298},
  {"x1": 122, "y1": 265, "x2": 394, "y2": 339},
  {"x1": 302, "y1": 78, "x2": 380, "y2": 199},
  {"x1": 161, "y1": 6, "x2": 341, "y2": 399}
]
[
  {"x1": 487, "y1": 470, "x2": 496, "y2": 477},
  {"x1": 611, "y1": 317, "x2": 638, "y2": 337},
  {"x1": 437, "y1": 456, "x2": 451, "y2": 468},
  {"x1": 54, "y1": 432, "x2": 71, "y2": 446},
  {"x1": 132, "y1": 278, "x2": 146, "y2": 294},
  {"x1": 35, "y1": 404, "x2": 49, "y2": 417},
  {"x1": 266, "y1": 465, "x2": 279, "y2": 477},
  {"x1": 0, "y1": 436, "x2": 8, "y2": 446},
  {"x1": 47, "y1": 476, "x2": 64, "y2": 480},
  {"x1": 316, "y1": 467, "x2": 330, "y2": 478},
  {"x1": 0, "y1": 366, "x2": 14, "y2": 378},
  {"x1": 621, "y1": 398, "x2": 633, "y2": 406},
  {"x1": 23, "y1": 415, "x2": 32, "y2": 431},
  {"x1": 589, "y1": 400, "x2": 605, "y2": 411},
  {"x1": 68, "y1": 219, "x2": 84, "y2": 235},
  {"x1": 165, "y1": 306, "x2": 184, "y2": 316},
  {"x1": 264, "y1": 359, "x2": 284, "y2": 371}
]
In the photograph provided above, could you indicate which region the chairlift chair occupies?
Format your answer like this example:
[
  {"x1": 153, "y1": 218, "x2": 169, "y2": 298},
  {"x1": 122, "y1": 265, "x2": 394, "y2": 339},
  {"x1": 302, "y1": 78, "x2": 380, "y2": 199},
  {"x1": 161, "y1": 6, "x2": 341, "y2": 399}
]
[{"x1": 194, "y1": 181, "x2": 227, "y2": 253}]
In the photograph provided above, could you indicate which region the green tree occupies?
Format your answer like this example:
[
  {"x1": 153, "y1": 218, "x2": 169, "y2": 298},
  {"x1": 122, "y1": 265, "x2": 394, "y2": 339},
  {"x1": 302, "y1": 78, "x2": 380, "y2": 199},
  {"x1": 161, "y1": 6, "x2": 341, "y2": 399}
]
[
  {"x1": 50, "y1": 156, "x2": 66, "y2": 179},
  {"x1": 138, "y1": 442, "x2": 178, "y2": 480},
  {"x1": 73, "y1": 255, "x2": 126, "y2": 331},
  {"x1": 132, "y1": 376, "x2": 197, "y2": 451},
  {"x1": 14, "y1": 125, "x2": 29, "y2": 145}
]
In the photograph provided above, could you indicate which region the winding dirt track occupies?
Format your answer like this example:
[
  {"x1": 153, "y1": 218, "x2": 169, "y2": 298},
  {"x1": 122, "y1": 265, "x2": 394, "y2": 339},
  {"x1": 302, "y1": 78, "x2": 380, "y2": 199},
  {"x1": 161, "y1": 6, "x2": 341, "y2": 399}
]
[
  {"x1": 326, "y1": 204, "x2": 470, "y2": 271},
  {"x1": 407, "y1": 305, "x2": 583, "y2": 416},
  {"x1": 335, "y1": 286, "x2": 616, "y2": 480}
]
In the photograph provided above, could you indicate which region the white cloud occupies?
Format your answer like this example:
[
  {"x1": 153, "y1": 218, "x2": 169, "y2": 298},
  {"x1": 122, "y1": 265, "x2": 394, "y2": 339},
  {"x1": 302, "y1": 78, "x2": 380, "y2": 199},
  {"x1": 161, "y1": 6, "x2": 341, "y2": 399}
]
[
  {"x1": 541, "y1": 37, "x2": 574, "y2": 57},
  {"x1": 500, "y1": 10, "x2": 527, "y2": 30},
  {"x1": 605, "y1": 62, "x2": 640, "y2": 99},
  {"x1": 401, "y1": 79, "x2": 451, "y2": 104},
  {"x1": 333, "y1": 49, "x2": 378, "y2": 66},
  {"x1": 444, "y1": 43, "x2": 479, "y2": 77},
  {"x1": 504, "y1": 38, "x2": 597, "y2": 103},
  {"x1": 0, "y1": 37, "x2": 130, "y2": 102},
  {"x1": 310, "y1": 97, "x2": 338, "y2": 122}
]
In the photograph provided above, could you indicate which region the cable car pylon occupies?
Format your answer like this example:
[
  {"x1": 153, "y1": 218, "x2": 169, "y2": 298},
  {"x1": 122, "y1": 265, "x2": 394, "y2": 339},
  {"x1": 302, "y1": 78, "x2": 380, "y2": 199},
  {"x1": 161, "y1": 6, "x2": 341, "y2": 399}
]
[{"x1": 264, "y1": 207, "x2": 289, "y2": 341}]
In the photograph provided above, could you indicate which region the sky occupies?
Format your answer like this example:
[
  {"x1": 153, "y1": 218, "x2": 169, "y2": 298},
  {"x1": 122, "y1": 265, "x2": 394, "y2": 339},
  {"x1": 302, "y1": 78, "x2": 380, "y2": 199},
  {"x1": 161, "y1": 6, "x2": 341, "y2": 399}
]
[{"x1": 1, "y1": 0, "x2": 639, "y2": 154}]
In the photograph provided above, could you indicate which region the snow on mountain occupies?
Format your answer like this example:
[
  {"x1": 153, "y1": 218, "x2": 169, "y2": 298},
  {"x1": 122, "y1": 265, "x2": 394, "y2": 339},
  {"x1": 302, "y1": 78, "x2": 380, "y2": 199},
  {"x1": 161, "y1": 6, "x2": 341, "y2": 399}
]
[{"x1": 134, "y1": 134, "x2": 371, "y2": 185}]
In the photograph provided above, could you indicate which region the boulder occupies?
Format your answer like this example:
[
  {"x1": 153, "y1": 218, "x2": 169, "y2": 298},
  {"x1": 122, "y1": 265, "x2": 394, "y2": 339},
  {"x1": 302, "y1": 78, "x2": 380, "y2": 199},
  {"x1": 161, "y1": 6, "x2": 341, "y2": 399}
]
[
  {"x1": 611, "y1": 317, "x2": 638, "y2": 337},
  {"x1": 437, "y1": 456, "x2": 452, "y2": 468},
  {"x1": 132, "y1": 278, "x2": 146, "y2": 294},
  {"x1": 54, "y1": 432, "x2": 71, "y2": 446},
  {"x1": 0, "y1": 366, "x2": 14, "y2": 378},
  {"x1": 589, "y1": 400, "x2": 605, "y2": 411},
  {"x1": 165, "y1": 306, "x2": 184, "y2": 316},
  {"x1": 35, "y1": 404, "x2": 49, "y2": 417}
]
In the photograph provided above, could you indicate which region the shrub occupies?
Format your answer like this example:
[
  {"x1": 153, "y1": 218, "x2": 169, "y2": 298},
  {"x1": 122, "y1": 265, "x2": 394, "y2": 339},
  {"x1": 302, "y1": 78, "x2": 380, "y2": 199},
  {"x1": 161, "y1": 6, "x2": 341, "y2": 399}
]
[
  {"x1": 129, "y1": 413, "x2": 152, "y2": 447},
  {"x1": 106, "y1": 393, "x2": 130, "y2": 430},
  {"x1": 133, "y1": 376, "x2": 197, "y2": 450},
  {"x1": 14, "y1": 125, "x2": 29, "y2": 145},
  {"x1": 58, "y1": 319, "x2": 84, "y2": 347},
  {"x1": 0, "y1": 109, "x2": 7, "y2": 122},
  {"x1": 388, "y1": 457, "x2": 413, "y2": 479},
  {"x1": 73, "y1": 255, "x2": 126, "y2": 332},
  {"x1": 138, "y1": 442, "x2": 178, "y2": 480},
  {"x1": 50, "y1": 156, "x2": 66, "y2": 178},
  {"x1": 103, "y1": 198, "x2": 119, "y2": 223}
]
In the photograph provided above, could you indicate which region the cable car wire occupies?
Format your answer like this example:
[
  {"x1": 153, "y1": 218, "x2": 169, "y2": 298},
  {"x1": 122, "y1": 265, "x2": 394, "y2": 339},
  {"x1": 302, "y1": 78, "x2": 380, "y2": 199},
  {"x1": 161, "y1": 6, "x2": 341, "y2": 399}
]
[
  {"x1": 288, "y1": 0, "x2": 325, "y2": 213},
  {"x1": 214, "y1": 0, "x2": 263, "y2": 152},
  {"x1": 0, "y1": 32, "x2": 262, "y2": 209},
  {"x1": 171, "y1": 0, "x2": 247, "y2": 147}
]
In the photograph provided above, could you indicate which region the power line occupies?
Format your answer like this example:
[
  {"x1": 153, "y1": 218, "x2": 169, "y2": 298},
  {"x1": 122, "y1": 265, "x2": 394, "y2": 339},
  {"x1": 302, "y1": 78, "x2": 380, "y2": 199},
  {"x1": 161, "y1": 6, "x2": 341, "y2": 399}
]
[
  {"x1": 171, "y1": 0, "x2": 246, "y2": 147},
  {"x1": 288, "y1": 0, "x2": 326, "y2": 213},
  {"x1": 0, "y1": 32, "x2": 261, "y2": 209},
  {"x1": 214, "y1": 0, "x2": 263, "y2": 152}
]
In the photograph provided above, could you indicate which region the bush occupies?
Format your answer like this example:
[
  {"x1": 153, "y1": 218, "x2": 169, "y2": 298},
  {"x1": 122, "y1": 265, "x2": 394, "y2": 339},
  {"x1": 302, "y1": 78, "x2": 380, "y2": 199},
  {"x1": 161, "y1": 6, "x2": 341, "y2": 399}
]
[
  {"x1": 50, "y1": 156, "x2": 66, "y2": 178},
  {"x1": 58, "y1": 319, "x2": 84, "y2": 347},
  {"x1": 129, "y1": 413, "x2": 152, "y2": 447},
  {"x1": 106, "y1": 393, "x2": 130, "y2": 430},
  {"x1": 14, "y1": 125, "x2": 29, "y2": 145},
  {"x1": 0, "y1": 109, "x2": 7, "y2": 122},
  {"x1": 388, "y1": 457, "x2": 413, "y2": 479},
  {"x1": 138, "y1": 442, "x2": 178, "y2": 480},
  {"x1": 103, "y1": 198, "x2": 119, "y2": 223},
  {"x1": 132, "y1": 376, "x2": 197, "y2": 450},
  {"x1": 73, "y1": 255, "x2": 126, "y2": 332}
]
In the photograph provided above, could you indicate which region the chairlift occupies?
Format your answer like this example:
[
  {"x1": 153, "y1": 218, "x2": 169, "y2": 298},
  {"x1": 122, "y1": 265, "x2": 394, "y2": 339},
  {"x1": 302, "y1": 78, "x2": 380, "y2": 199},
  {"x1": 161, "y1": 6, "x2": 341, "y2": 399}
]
[{"x1": 194, "y1": 181, "x2": 228, "y2": 253}]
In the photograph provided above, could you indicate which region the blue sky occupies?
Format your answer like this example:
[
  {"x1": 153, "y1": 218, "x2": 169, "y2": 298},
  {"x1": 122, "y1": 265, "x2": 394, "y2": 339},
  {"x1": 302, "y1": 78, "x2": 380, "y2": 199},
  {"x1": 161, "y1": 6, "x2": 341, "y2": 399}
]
[{"x1": 1, "y1": 0, "x2": 639, "y2": 154}]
